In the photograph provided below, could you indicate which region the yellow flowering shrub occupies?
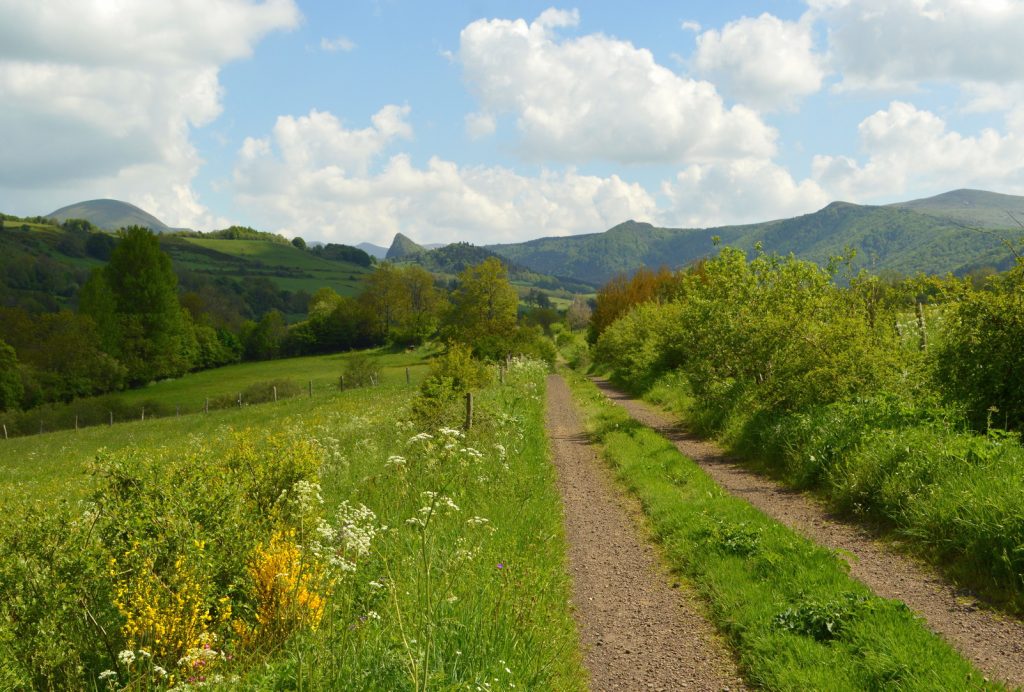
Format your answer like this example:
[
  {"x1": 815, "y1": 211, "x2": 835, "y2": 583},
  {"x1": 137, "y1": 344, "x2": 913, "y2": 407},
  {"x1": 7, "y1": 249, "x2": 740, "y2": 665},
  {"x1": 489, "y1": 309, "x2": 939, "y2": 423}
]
[
  {"x1": 111, "y1": 542, "x2": 230, "y2": 661},
  {"x1": 233, "y1": 529, "x2": 330, "y2": 651}
]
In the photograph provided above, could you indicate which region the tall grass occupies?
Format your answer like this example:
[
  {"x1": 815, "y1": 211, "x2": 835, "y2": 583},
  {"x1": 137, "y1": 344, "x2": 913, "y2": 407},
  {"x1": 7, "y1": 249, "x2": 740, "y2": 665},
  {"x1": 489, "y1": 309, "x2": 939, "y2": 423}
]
[{"x1": 0, "y1": 356, "x2": 584, "y2": 690}]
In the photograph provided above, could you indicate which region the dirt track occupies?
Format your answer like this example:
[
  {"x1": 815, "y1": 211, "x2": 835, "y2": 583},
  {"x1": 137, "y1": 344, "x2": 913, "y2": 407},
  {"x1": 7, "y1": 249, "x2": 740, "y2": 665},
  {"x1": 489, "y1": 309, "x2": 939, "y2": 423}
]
[
  {"x1": 592, "y1": 377, "x2": 1024, "y2": 690},
  {"x1": 546, "y1": 374, "x2": 745, "y2": 691}
]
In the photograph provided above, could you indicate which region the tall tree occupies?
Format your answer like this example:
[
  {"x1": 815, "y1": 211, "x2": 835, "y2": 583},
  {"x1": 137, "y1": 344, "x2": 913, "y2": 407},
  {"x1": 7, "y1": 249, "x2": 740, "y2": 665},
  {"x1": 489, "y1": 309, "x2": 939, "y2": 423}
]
[
  {"x1": 0, "y1": 339, "x2": 23, "y2": 412},
  {"x1": 444, "y1": 257, "x2": 518, "y2": 358},
  {"x1": 82, "y1": 226, "x2": 190, "y2": 384}
]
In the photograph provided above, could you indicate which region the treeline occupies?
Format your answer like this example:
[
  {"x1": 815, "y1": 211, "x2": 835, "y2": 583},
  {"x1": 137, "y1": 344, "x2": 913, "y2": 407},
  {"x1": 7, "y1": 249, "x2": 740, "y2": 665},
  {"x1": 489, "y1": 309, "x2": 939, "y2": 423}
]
[
  {"x1": 0, "y1": 230, "x2": 568, "y2": 418},
  {"x1": 591, "y1": 247, "x2": 1024, "y2": 612}
]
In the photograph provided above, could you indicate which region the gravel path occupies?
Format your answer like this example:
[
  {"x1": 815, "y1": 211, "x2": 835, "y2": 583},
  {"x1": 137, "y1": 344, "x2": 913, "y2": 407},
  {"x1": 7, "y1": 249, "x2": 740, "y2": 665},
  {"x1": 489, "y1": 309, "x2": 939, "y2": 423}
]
[
  {"x1": 546, "y1": 375, "x2": 746, "y2": 691},
  {"x1": 593, "y1": 377, "x2": 1024, "y2": 690}
]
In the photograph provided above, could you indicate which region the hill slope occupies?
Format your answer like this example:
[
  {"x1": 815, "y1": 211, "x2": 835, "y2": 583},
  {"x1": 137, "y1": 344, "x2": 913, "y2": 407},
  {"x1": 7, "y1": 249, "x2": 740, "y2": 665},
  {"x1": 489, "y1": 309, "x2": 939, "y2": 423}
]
[
  {"x1": 47, "y1": 199, "x2": 171, "y2": 232},
  {"x1": 488, "y1": 191, "x2": 1024, "y2": 285},
  {"x1": 888, "y1": 188, "x2": 1024, "y2": 229}
]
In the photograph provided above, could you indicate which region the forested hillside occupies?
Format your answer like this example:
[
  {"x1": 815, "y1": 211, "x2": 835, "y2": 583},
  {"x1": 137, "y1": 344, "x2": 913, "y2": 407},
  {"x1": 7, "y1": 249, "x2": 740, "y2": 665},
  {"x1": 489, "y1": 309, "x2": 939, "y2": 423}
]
[{"x1": 488, "y1": 189, "x2": 1024, "y2": 285}]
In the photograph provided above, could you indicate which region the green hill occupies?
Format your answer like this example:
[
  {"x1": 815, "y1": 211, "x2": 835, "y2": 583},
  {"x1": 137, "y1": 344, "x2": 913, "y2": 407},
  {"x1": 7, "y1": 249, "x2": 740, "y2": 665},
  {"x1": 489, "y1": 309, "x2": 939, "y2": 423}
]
[
  {"x1": 385, "y1": 232, "x2": 426, "y2": 260},
  {"x1": 47, "y1": 199, "x2": 172, "y2": 232},
  {"x1": 0, "y1": 215, "x2": 372, "y2": 317},
  {"x1": 391, "y1": 241, "x2": 596, "y2": 294},
  {"x1": 888, "y1": 188, "x2": 1024, "y2": 229},
  {"x1": 487, "y1": 191, "x2": 1024, "y2": 285}
]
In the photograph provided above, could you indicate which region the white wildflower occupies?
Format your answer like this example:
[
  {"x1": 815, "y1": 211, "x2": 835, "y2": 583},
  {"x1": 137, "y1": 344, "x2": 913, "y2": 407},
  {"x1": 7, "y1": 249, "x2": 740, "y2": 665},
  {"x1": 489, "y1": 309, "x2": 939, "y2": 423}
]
[
  {"x1": 118, "y1": 649, "x2": 135, "y2": 666},
  {"x1": 99, "y1": 670, "x2": 117, "y2": 680}
]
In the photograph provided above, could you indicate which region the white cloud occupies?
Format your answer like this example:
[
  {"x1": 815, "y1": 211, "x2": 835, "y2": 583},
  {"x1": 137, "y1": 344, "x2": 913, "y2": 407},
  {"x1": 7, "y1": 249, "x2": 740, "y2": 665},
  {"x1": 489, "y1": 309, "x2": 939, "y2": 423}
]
[
  {"x1": 232, "y1": 106, "x2": 658, "y2": 245},
  {"x1": 457, "y1": 8, "x2": 777, "y2": 163},
  {"x1": 464, "y1": 112, "x2": 497, "y2": 140},
  {"x1": 693, "y1": 13, "x2": 826, "y2": 111},
  {"x1": 0, "y1": 0, "x2": 300, "y2": 227},
  {"x1": 812, "y1": 0, "x2": 1024, "y2": 92},
  {"x1": 320, "y1": 36, "x2": 356, "y2": 52},
  {"x1": 811, "y1": 101, "x2": 1024, "y2": 200},
  {"x1": 662, "y1": 158, "x2": 829, "y2": 227},
  {"x1": 681, "y1": 20, "x2": 702, "y2": 32}
]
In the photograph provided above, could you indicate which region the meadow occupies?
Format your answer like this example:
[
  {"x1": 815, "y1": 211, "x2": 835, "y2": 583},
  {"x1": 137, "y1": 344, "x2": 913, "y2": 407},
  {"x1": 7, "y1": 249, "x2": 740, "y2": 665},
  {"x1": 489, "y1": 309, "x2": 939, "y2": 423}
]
[
  {"x1": 0, "y1": 353, "x2": 584, "y2": 690},
  {"x1": 177, "y1": 238, "x2": 371, "y2": 296}
]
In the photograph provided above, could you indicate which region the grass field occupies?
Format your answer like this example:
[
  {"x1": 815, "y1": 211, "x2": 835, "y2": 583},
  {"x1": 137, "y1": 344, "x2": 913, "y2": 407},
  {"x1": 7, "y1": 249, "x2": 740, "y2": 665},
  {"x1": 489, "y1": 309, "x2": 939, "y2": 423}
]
[
  {"x1": 0, "y1": 353, "x2": 585, "y2": 689},
  {"x1": 176, "y1": 238, "x2": 372, "y2": 296},
  {"x1": 0, "y1": 347, "x2": 435, "y2": 505}
]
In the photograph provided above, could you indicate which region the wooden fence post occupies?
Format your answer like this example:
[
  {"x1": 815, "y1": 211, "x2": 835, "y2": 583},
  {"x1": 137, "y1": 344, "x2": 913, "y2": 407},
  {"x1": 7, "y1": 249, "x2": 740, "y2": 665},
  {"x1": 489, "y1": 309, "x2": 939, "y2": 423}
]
[
  {"x1": 273, "y1": 385, "x2": 278, "y2": 402},
  {"x1": 916, "y1": 301, "x2": 928, "y2": 351},
  {"x1": 309, "y1": 380, "x2": 313, "y2": 397},
  {"x1": 406, "y1": 367, "x2": 410, "y2": 385},
  {"x1": 75, "y1": 415, "x2": 79, "y2": 432},
  {"x1": 339, "y1": 375, "x2": 345, "y2": 391},
  {"x1": 109, "y1": 411, "x2": 113, "y2": 426},
  {"x1": 141, "y1": 407, "x2": 145, "y2": 422},
  {"x1": 176, "y1": 405, "x2": 180, "y2": 417},
  {"x1": 2, "y1": 424, "x2": 7, "y2": 440},
  {"x1": 238, "y1": 393, "x2": 242, "y2": 408},
  {"x1": 465, "y1": 392, "x2": 474, "y2": 430},
  {"x1": 205, "y1": 398, "x2": 209, "y2": 414}
]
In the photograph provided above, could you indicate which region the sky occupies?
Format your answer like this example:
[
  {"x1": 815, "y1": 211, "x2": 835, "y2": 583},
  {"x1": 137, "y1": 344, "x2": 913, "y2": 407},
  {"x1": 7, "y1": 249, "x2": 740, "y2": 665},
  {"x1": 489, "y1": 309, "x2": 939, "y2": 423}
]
[{"x1": 2, "y1": 1, "x2": 1024, "y2": 247}]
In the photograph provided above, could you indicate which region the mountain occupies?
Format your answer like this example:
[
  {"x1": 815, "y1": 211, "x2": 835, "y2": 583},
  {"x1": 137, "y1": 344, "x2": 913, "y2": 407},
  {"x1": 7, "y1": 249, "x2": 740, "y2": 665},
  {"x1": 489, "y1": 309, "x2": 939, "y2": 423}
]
[
  {"x1": 389, "y1": 241, "x2": 596, "y2": 295},
  {"x1": 487, "y1": 190, "x2": 1024, "y2": 286},
  {"x1": 385, "y1": 233, "x2": 426, "y2": 260},
  {"x1": 357, "y1": 242, "x2": 388, "y2": 259},
  {"x1": 47, "y1": 199, "x2": 172, "y2": 232},
  {"x1": 887, "y1": 188, "x2": 1024, "y2": 229}
]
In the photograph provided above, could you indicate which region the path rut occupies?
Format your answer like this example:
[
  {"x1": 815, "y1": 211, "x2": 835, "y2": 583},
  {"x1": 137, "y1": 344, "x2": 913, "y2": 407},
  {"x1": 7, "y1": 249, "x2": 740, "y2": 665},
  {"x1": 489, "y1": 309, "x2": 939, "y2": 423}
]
[
  {"x1": 593, "y1": 377, "x2": 1024, "y2": 690},
  {"x1": 546, "y1": 374, "x2": 745, "y2": 691}
]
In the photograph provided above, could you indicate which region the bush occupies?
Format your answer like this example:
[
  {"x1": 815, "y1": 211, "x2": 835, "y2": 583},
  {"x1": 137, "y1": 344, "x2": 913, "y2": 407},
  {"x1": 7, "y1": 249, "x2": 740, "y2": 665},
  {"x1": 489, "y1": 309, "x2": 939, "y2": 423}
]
[{"x1": 340, "y1": 353, "x2": 381, "y2": 389}]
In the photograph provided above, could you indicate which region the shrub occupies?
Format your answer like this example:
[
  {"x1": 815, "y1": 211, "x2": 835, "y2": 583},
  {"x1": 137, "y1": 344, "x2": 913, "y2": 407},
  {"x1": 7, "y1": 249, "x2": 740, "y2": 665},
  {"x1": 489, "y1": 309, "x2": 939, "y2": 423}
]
[{"x1": 341, "y1": 353, "x2": 381, "y2": 389}]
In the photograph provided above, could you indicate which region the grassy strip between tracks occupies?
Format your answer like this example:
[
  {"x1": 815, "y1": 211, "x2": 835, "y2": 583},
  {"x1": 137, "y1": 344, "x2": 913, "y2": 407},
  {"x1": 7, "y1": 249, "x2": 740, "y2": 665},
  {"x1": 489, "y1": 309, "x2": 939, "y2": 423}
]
[{"x1": 563, "y1": 368, "x2": 997, "y2": 691}]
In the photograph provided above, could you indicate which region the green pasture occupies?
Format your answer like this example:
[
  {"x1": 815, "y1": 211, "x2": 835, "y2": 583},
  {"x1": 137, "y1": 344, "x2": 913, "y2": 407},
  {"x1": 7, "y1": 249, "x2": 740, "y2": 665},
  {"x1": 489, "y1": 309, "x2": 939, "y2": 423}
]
[{"x1": 0, "y1": 347, "x2": 435, "y2": 505}]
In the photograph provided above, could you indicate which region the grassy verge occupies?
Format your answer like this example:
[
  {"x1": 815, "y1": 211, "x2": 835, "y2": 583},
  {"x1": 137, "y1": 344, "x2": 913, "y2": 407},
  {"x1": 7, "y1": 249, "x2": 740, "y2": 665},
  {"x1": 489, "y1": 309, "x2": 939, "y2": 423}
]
[
  {"x1": 644, "y1": 371, "x2": 1024, "y2": 615},
  {"x1": 0, "y1": 357, "x2": 584, "y2": 690},
  {"x1": 564, "y1": 368, "x2": 996, "y2": 690}
]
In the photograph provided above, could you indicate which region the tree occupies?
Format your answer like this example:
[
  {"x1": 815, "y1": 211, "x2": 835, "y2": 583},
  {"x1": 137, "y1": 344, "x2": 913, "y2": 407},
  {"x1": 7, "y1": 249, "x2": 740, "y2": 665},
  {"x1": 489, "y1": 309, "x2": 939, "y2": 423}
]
[
  {"x1": 360, "y1": 263, "x2": 405, "y2": 340},
  {"x1": 0, "y1": 339, "x2": 23, "y2": 412},
  {"x1": 82, "y1": 226, "x2": 190, "y2": 384},
  {"x1": 444, "y1": 257, "x2": 518, "y2": 359},
  {"x1": 291, "y1": 236, "x2": 307, "y2": 250},
  {"x1": 566, "y1": 294, "x2": 593, "y2": 331},
  {"x1": 395, "y1": 266, "x2": 442, "y2": 345}
]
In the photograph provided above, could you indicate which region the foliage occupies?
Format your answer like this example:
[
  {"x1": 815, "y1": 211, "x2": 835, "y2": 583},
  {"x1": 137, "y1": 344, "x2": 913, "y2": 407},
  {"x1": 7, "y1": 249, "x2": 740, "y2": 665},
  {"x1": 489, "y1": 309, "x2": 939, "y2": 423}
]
[
  {"x1": 0, "y1": 353, "x2": 584, "y2": 690},
  {"x1": 81, "y1": 226, "x2": 191, "y2": 384},
  {"x1": 341, "y1": 353, "x2": 381, "y2": 389},
  {"x1": 593, "y1": 248, "x2": 1024, "y2": 611},
  {"x1": 0, "y1": 339, "x2": 24, "y2": 412},
  {"x1": 935, "y1": 267, "x2": 1024, "y2": 429},
  {"x1": 310, "y1": 242, "x2": 373, "y2": 267},
  {"x1": 443, "y1": 257, "x2": 518, "y2": 359}
]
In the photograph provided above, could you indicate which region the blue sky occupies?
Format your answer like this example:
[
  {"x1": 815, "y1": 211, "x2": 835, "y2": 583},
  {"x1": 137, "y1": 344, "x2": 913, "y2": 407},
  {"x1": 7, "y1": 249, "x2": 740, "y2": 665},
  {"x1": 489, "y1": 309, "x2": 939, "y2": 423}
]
[{"x1": 2, "y1": 1, "x2": 1024, "y2": 246}]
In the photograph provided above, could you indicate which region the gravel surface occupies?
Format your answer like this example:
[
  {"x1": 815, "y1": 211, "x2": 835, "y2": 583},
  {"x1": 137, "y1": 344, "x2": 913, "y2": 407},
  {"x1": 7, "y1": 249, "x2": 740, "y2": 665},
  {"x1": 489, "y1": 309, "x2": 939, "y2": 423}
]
[
  {"x1": 593, "y1": 377, "x2": 1024, "y2": 690},
  {"x1": 546, "y1": 374, "x2": 745, "y2": 692}
]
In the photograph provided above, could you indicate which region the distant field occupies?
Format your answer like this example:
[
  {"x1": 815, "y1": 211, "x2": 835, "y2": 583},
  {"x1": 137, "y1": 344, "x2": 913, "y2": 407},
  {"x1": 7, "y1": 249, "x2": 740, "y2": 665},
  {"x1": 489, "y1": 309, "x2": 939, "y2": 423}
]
[
  {"x1": 0, "y1": 346, "x2": 435, "y2": 504},
  {"x1": 177, "y1": 237, "x2": 372, "y2": 296}
]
